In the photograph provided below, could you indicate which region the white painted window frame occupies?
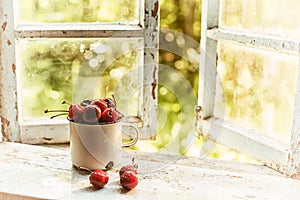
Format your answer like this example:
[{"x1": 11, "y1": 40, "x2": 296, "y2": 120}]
[
  {"x1": 197, "y1": 0, "x2": 300, "y2": 177},
  {"x1": 0, "y1": 0, "x2": 159, "y2": 144}
]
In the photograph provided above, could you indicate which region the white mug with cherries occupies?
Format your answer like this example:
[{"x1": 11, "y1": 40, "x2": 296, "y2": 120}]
[{"x1": 45, "y1": 97, "x2": 139, "y2": 170}]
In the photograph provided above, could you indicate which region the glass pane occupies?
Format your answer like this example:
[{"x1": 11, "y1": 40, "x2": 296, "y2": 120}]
[
  {"x1": 220, "y1": 0, "x2": 300, "y2": 39},
  {"x1": 215, "y1": 42, "x2": 298, "y2": 144},
  {"x1": 15, "y1": 0, "x2": 140, "y2": 24},
  {"x1": 16, "y1": 38, "x2": 143, "y2": 121}
]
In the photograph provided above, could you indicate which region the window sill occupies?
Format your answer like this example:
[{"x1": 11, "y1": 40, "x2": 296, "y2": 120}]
[{"x1": 1, "y1": 142, "x2": 300, "y2": 200}]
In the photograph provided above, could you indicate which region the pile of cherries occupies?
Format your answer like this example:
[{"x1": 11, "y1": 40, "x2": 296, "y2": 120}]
[{"x1": 45, "y1": 96, "x2": 123, "y2": 125}]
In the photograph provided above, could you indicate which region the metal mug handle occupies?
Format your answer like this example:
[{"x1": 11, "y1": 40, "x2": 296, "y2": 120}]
[{"x1": 121, "y1": 123, "x2": 139, "y2": 148}]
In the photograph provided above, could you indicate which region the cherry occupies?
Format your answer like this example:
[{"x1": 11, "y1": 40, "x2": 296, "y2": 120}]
[
  {"x1": 100, "y1": 108, "x2": 119, "y2": 122},
  {"x1": 119, "y1": 158, "x2": 138, "y2": 177},
  {"x1": 80, "y1": 99, "x2": 93, "y2": 107},
  {"x1": 89, "y1": 170, "x2": 109, "y2": 189},
  {"x1": 68, "y1": 104, "x2": 84, "y2": 122},
  {"x1": 91, "y1": 99, "x2": 108, "y2": 112},
  {"x1": 103, "y1": 97, "x2": 116, "y2": 109},
  {"x1": 119, "y1": 165, "x2": 137, "y2": 176},
  {"x1": 82, "y1": 105, "x2": 102, "y2": 124},
  {"x1": 120, "y1": 171, "x2": 138, "y2": 190}
]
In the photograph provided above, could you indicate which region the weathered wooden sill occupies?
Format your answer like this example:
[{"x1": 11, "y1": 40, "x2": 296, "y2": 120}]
[{"x1": 1, "y1": 142, "x2": 300, "y2": 200}]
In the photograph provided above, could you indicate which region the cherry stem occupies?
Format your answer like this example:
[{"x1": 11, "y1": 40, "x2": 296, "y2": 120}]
[
  {"x1": 62, "y1": 101, "x2": 71, "y2": 105},
  {"x1": 50, "y1": 113, "x2": 68, "y2": 119},
  {"x1": 104, "y1": 85, "x2": 110, "y2": 98},
  {"x1": 44, "y1": 109, "x2": 69, "y2": 113},
  {"x1": 77, "y1": 166, "x2": 93, "y2": 173},
  {"x1": 112, "y1": 94, "x2": 116, "y2": 108},
  {"x1": 132, "y1": 157, "x2": 138, "y2": 169},
  {"x1": 77, "y1": 161, "x2": 113, "y2": 173},
  {"x1": 103, "y1": 161, "x2": 114, "y2": 171}
]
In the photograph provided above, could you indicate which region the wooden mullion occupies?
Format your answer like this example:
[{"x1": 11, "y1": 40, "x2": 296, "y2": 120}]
[
  {"x1": 15, "y1": 24, "x2": 145, "y2": 38},
  {"x1": 287, "y1": 52, "x2": 300, "y2": 177},
  {"x1": 207, "y1": 29, "x2": 300, "y2": 54},
  {"x1": 198, "y1": 0, "x2": 220, "y2": 119},
  {"x1": 0, "y1": 0, "x2": 20, "y2": 142},
  {"x1": 139, "y1": 0, "x2": 159, "y2": 139},
  {"x1": 200, "y1": 118, "x2": 289, "y2": 173}
]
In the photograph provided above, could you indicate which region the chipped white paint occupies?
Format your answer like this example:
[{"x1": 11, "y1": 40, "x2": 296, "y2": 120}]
[
  {"x1": 0, "y1": 117, "x2": 2, "y2": 142},
  {"x1": 2, "y1": 142, "x2": 300, "y2": 199},
  {"x1": 0, "y1": 0, "x2": 20, "y2": 142},
  {"x1": 199, "y1": 118, "x2": 290, "y2": 173},
  {"x1": 16, "y1": 24, "x2": 145, "y2": 38},
  {"x1": 198, "y1": 0, "x2": 219, "y2": 119},
  {"x1": 140, "y1": 0, "x2": 159, "y2": 139},
  {"x1": 286, "y1": 48, "x2": 300, "y2": 178},
  {"x1": 197, "y1": 0, "x2": 300, "y2": 176},
  {"x1": 207, "y1": 29, "x2": 300, "y2": 54},
  {"x1": 20, "y1": 120, "x2": 69, "y2": 144}
]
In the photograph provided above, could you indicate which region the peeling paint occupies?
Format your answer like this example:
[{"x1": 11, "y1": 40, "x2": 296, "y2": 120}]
[
  {"x1": 292, "y1": 172, "x2": 300, "y2": 179},
  {"x1": 11, "y1": 64, "x2": 16, "y2": 74},
  {"x1": 43, "y1": 137, "x2": 53, "y2": 141},
  {"x1": 4, "y1": 142, "x2": 300, "y2": 199},
  {"x1": 152, "y1": 65, "x2": 157, "y2": 100},
  {"x1": 152, "y1": 1, "x2": 159, "y2": 17},
  {"x1": 149, "y1": 135, "x2": 156, "y2": 140},
  {"x1": 1, "y1": 21, "x2": 7, "y2": 31},
  {"x1": 139, "y1": 0, "x2": 159, "y2": 139},
  {"x1": 1, "y1": 2, "x2": 21, "y2": 143},
  {"x1": 14, "y1": 101, "x2": 18, "y2": 122},
  {"x1": 150, "y1": 52, "x2": 155, "y2": 60},
  {"x1": 1, "y1": 117, "x2": 10, "y2": 140},
  {"x1": 1, "y1": 117, "x2": 10, "y2": 127},
  {"x1": 151, "y1": 82, "x2": 157, "y2": 100},
  {"x1": 207, "y1": 29, "x2": 299, "y2": 53}
]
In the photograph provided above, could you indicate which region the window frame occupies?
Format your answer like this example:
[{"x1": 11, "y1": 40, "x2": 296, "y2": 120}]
[
  {"x1": 197, "y1": 0, "x2": 300, "y2": 177},
  {"x1": 0, "y1": 0, "x2": 159, "y2": 143}
]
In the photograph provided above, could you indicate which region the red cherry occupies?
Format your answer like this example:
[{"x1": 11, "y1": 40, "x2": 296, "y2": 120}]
[
  {"x1": 120, "y1": 171, "x2": 138, "y2": 190},
  {"x1": 119, "y1": 165, "x2": 138, "y2": 177},
  {"x1": 103, "y1": 97, "x2": 116, "y2": 109},
  {"x1": 100, "y1": 108, "x2": 119, "y2": 122},
  {"x1": 91, "y1": 99, "x2": 108, "y2": 112},
  {"x1": 82, "y1": 105, "x2": 102, "y2": 124},
  {"x1": 89, "y1": 170, "x2": 109, "y2": 189},
  {"x1": 68, "y1": 104, "x2": 84, "y2": 122},
  {"x1": 80, "y1": 99, "x2": 93, "y2": 107}
]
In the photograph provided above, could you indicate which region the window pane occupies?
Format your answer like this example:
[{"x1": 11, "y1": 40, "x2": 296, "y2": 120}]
[
  {"x1": 15, "y1": 0, "x2": 140, "y2": 24},
  {"x1": 16, "y1": 38, "x2": 142, "y2": 121},
  {"x1": 215, "y1": 42, "x2": 298, "y2": 144},
  {"x1": 220, "y1": 0, "x2": 300, "y2": 38}
]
